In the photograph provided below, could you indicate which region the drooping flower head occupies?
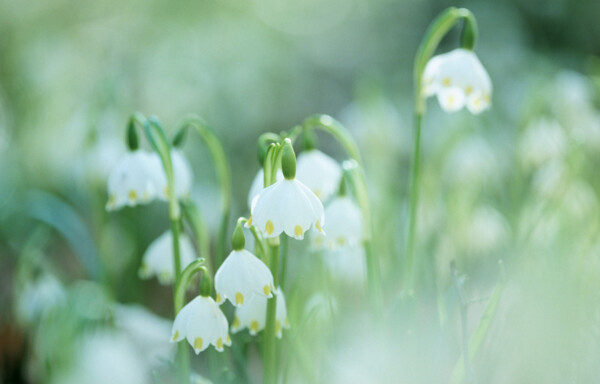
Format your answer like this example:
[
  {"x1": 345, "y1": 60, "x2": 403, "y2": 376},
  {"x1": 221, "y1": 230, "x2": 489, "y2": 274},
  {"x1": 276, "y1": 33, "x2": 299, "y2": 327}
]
[
  {"x1": 106, "y1": 150, "x2": 161, "y2": 210},
  {"x1": 231, "y1": 287, "x2": 290, "y2": 339},
  {"x1": 423, "y1": 48, "x2": 492, "y2": 114},
  {"x1": 139, "y1": 231, "x2": 197, "y2": 285},
  {"x1": 250, "y1": 141, "x2": 325, "y2": 240},
  {"x1": 170, "y1": 296, "x2": 231, "y2": 354},
  {"x1": 247, "y1": 168, "x2": 283, "y2": 210},
  {"x1": 215, "y1": 222, "x2": 274, "y2": 306},
  {"x1": 312, "y1": 196, "x2": 363, "y2": 250},
  {"x1": 296, "y1": 149, "x2": 342, "y2": 202}
]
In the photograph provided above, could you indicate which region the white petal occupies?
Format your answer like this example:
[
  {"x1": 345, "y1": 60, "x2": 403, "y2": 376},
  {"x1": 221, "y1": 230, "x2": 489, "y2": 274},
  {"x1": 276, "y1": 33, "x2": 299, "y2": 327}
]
[
  {"x1": 140, "y1": 231, "x2": 197, "y2": 285},
  {"x1": 295, "y1": 150, "x2": 342, "y2": 202},
  {"x1": 248, "y1": 168, "x2": 283, "y2": 210},
  {"x1": 106, "y1": 150, "x2": 160, "y2": 210}
]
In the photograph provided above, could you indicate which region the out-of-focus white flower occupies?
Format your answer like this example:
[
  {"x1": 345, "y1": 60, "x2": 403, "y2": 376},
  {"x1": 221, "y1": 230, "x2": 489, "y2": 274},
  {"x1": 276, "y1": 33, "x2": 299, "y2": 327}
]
[
  {"x1": 250, "y1": 178, "x2": 324, "y2": 239},
  {"x1": 461, "y1": 206, "x2": 509, "y2": 255},
  {"x1": 231, "y1": 287, "x2": 289, "y2": 338},
  {"x1": 247, "y1": 168, "x2": 284, "y2": 209},
  {"x1": 444, "y1": 137, "x2": 497, "y2": 185},
  {"x1": 215, "y1": 249, "x2": 274, "y2": 306},
  {"x1": 312, "y1": 196, "x2": 363, "y2": 249},
  {"x1": 323, "y1": 246, "x2": 367, "y2": 283},
  {"x1": 153, "y1": 149, "x2": 194, "y2": 201},
  {"x1": 171, "y1": 296, "x2": 231, "y2": 354},
  {"x1": 106, "y1": 150, "x2": 160, "y2": 210},
  {"x1": 53, "y1": 331, "x2": 149, "y2": 384},
  {"x1": 519, "y1": 118, "x2": 566, "y2": 169},
  {"x1": 296, "y1": 149, "x2": 342, "y2": 201},
  {"x1": 16, "y1": 274, "x2": 66, "y2": 325},
  {"x1": 139, "y1": 231, "x2": 197, "y2": 285},
  {"x1": 114, "y1": 305, "x2": 175, "y2": 367},
  {"x1": 423, "y1": 48, "x2": 492, "y2": 114}
]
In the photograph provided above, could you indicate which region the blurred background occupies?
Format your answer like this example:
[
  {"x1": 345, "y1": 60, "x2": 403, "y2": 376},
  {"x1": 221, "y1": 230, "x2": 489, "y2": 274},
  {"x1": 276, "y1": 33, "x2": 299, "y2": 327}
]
[{"x1": 1, "y1": 0, "x2": 600, "y2": 382}]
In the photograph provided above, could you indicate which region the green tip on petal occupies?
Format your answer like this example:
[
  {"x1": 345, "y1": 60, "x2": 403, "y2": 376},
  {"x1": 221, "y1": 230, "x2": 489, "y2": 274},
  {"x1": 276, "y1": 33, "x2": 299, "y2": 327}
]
[{"x1": 281, "y1": 139, "x2": 296, "y2": 180}]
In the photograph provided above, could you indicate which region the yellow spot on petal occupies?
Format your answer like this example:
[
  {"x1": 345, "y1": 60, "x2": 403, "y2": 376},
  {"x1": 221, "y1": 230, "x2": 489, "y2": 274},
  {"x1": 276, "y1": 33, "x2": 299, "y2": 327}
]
[
  {"x1": 235, "y1": 292, "x2": 244, "y2": 305},
  {"x1": 233, "y1": 316, "x2": 240, "y2": 328},
  {"x1": 448, "y1": 95, "x2": 455, "y2": 105},
  {"x1": 108, "y1": 195, "x2": 116, "y2": 207},
  {"x1": 336, "y1": 237, "x2": 347, "y2": 246},
  {"x1": 442, "y1": 77, "x2": 452, "y2": 86},
  {"x1": 250, "y1": 320, "x2": 259, "y2": 332},
  {"x1": 465, "y1": 85, "x2": 473, "y2": 95},
  {"x1": 216, "y1": 293, "x2": 221, "y2": 303},
  {"x1": 315, "y1": 220, "x2": 323, "y2": 233},
  {"x1": 194, "y1": 337, "x2": 203, "y2": 351},
  {"x1": 265, "y1": 220, "x2": 274, "y2": 235},
  {"x1": 314, "y1": 189, "x2": 322, "y2": 199},
  {"x1": 474, "y1": 98, "x2": 481, "y2": 107},
  {"x1": 247, "y1": 216, "x2": 253, "y2": 226},
  {"x1": 483, "y1": 93, "x2": 491, "y2": 103},
  {"x1": 294, "y1": 225, "x2": 303, "y2": 238},
  {"x1": 263, "y1": 285, "x2": 271, "y2": 296},
  {"x1": 285, "y1": 317, "x2": 290, "y2": 327},
  {"x1": 142, "y1": 191, "x2": 150, "y2": 202},
  {"x1": 226, "y1": 334, "x2": 231, "y2": 344},
  {"x1": 216, "y1": 337, "x2": 223, "y2": 350},
  {"x1": 128, "y1": 190, "x2": 138, "y2": 201},
  {"x1": 172, "y1": 331, "x2": 179, "y2": 341},
  {"x1": 276, "y1": 320, "x2": 282, "y2": 335}
]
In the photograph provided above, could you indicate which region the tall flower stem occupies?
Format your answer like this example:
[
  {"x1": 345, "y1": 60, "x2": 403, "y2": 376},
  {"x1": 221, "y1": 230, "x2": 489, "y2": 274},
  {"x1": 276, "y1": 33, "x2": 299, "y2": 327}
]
[
  {"x1": 263, "y1": 238, "x2": 280, "y2": 384},
  {"x1": 405, "y1": 7, "x2": 478, "y2": 294}
]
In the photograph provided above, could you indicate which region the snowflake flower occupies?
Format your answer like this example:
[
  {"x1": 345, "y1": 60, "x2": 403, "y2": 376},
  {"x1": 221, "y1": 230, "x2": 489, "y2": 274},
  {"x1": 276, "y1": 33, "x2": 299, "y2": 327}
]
[
  {"x1": 296, "y1": 149, "x2": 342, "y2": 202},
  {"x1": 231, "y1": 288, "x2": 290, "y2": 339},
  {"x1": 106, "y1": 150, "x2": 161, "y2": 210},
  {"x1": 312, "y1": 196, "x2": 363, "y2": 250},
  {"x1": 139, "y1": 231, "x2": 197, "y2": 285}
]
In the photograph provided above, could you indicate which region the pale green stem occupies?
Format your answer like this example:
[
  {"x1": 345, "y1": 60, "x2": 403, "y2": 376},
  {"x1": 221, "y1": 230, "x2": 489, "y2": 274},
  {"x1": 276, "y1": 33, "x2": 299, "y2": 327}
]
[{"x1": 263, "y1": 239, "x2": 280, "y2": 384}]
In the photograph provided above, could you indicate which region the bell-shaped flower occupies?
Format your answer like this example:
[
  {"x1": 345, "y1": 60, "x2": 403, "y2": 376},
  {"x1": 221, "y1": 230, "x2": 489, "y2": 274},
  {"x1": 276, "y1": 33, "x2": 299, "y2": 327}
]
[
  {"x1": 231, "y1": 288, "x2": 290, "y2": 338},
  {"x1": 106, "y1": 150, "x2": 160, "y2": 210},
  {"x1": 170, "y1": 296, "x2": 231, "y2": 354},
  {"x1": 296, "y1": 149, "x2": 342, "y2": 202},
  {"x1": 153, "y1": 149, "x2": 194, "y2": 201},
  {"x1": 139, "y1": 231, "x2": 197, "y2": 285},
  {"x1": 215, "y1": 248, "x2": 274, "y2": 307},
  {"x1": 312, "y1": 196, "x2": 363, "y2": 250},
  {"x1": 247, "y1": 168, "x2": 283, "y2": 209},
  {"x1": 250, "y1": 178, "x2": 324, "y2": 239},
  {"x1": 423, "y1": 48, "x2": 492, "y2": 114}
]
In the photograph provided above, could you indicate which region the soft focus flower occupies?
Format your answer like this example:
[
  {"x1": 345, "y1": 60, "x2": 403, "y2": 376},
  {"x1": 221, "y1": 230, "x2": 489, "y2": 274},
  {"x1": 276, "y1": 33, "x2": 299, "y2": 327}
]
[
  {"x1": 231, "y1": 287, "x2": 290, "y2": 338},
  {"x1": 296, "y1": 149, "x2": 342, "y2": 201},
  {"x1": 52, "y1": 331, "x2": 149, "y2": 384},
  {"x1": 106, "y1": 150, "x2": 161, "y2": 210},
  {"x1": 139, "y1": 231, "x2": 197, "y2": 285},
  {"x1": 215, "y1": 248, "x2": 274, "y2": 306},
  {"x1": 171, "y1": 296, "x2": 231, "y2": 354},
  {"x1": 423, "y1": 48, "x2": 492, "y2": 114},
  {"x1": 247, "y1": 168, "x2": 284, "y2": 209},
  {"x1": 323, "y1": 246, "x2": 367, "y2": 283},
  {"x1": 312, "y1": 196, "x2": 363, "y2": 249},
  {"x1": 16, "y1": 274, "x2": 66, "y2": 325},
  {"x1": 250, "y1": 178, "x2": 325, "y2": 239},
  {"x1": 153, "y1": 149, "x2": 194, "y2": 200},
  {"x1": 518, "y1": 118, "x2": 566, "y2": 169}
]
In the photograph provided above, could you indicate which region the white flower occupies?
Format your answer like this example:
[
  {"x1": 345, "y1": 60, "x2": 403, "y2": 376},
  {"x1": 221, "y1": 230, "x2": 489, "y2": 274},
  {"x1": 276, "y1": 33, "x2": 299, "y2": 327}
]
[
  {"x1": 231, "y1": 287, "x2": 290, "y2": 339},
  {"x1": 153, "y1": 149, "x2": 194, "y2": 200},
  {"x1": 16, "y1": 274, "x2": 66, "y2": 325},
  {"x1": 139, "y1": 231, "x2": 197, "y2": 285},
  {"x1": 423, "y1": 48, "x2": 492, "y2": 114},
  {"x1": 215, "y1": 249, "x2": 274, "y2": 306},
  {"x1": 518, "y1": 118, "x2": 566, "y2": 169},
  {"x1": 312, "y1": 196, "x2": 363, "y2": 250},
  {"x1": 250, "y1": 178, "x2": 325, "y2": 239},
  {"x1": 296, "y1": 149, "x2": 342, "y2": 202},
  {"x1": 170, "y1": 296, "x2": 231, "y2": 354},
  {"x1": 247, "y1": 168, "x2": 283, "y2": 209},
  {"x1": 323, "y1": 246, "x2": 367, "y2": 283},
  {"x1": 106, "y1": 150, "x2": 161, "y2": 210}
]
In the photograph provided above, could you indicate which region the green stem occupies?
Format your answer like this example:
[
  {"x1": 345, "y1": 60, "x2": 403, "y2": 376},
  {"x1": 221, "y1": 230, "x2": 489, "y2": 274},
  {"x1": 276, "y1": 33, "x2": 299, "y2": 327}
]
[
  {"x1": 403, "y1": 112, "x2": 422, "y2": 294},
  {"x1": 175, "y1": 115, "x2": 232, "y2": 269},
  {"x1": 263, "y1": 239, "x2": 280, "y2": 384}
]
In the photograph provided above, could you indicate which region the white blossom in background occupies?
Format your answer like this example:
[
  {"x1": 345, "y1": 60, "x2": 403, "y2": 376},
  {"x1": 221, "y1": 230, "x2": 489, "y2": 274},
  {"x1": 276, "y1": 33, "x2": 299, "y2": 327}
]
[
  {"x1": 139, "y1": 231, "x2": 197, "y2": 285},
  {"x1": 231, "y1": 287, "x2": 289, "y2": 338},
  {"x1": 461, "y1": 206, "x2": 509, "y2": 255},
  {"x1": 52, "y1": 331, "x2": 149, "y2": 384},
  {"x1": 323, "y1": 246, "x2": 367, "y2": 283},
  {"x1": 423, "y1": 48, "x2": 492, "y2": 114},
  {"x1": 296, "y1": 149, "x2": 342, "y2": 202},
  {"x1": 444, "y1": 136, "x2": 497, "y2": 186},
  {"x1": 250, "y1": 178, "x2": 324, "y2": 240},
  {"x1": 312, "y1": 196, "x2": 363, "y2": 250},
  {"x1": 247, "y1": 168, "x2": 284, "y2": 209},
  {"x1": 16, "y1": 274, "x2": 66, "y2": 325},
  {"x1": 153, "y1": 149, "x2": 194, "y2": 201},
  {"x1": 171, "y1": 296, "x2": 231, "y2": 354},
  {"x1": 106, "y1": 150, "x2": 160, "y2": 210},
  {"x1": 518, "y1": 118, "x2": 566, "y2": 169},
  {"x1": 114, "y1": 305, "x2": 175, "y2": 367},
  {"x1": 215, "y1": 249, "x2": 274, "y2": 306}
]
